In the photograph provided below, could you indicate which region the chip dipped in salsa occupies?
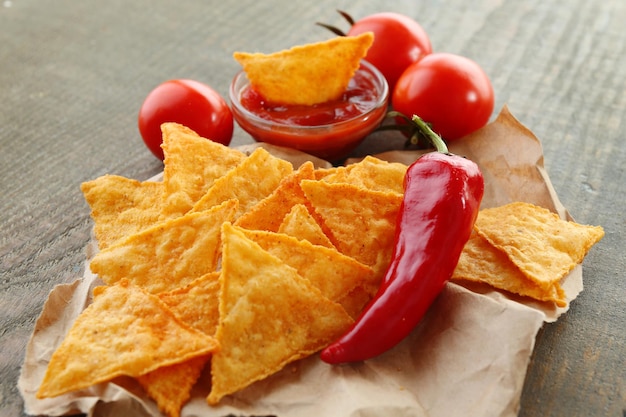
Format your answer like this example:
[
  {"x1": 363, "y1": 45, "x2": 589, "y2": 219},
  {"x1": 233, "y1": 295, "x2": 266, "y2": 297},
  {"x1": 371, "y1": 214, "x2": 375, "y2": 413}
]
[
  {"x1": 239, "y1": 64, "x2": 384, "y2": 126},
  {"x1": 230, "y1": 60, "x2": 388, "y2": 160},
  {"x1": 230, "y1": 34, "x2": 389, "y2": 161}
]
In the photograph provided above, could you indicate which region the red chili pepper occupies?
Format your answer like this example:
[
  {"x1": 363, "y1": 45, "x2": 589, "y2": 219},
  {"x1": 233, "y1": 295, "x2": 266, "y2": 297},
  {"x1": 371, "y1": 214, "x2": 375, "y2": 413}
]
[{"x1": 320, "y1": 115, "x2": 484, "y2": 364}]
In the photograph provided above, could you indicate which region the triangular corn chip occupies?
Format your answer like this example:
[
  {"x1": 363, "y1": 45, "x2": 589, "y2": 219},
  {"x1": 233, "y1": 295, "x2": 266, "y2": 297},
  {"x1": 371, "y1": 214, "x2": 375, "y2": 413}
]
[
  {"x1": 233, "y1": 33, "x2": 374, "y2": 106},
  {"x1": 139, "y1": 272, "x2": 222, "y2": 416},
  {"x1": 80, "y1": 174, "x2": 163, "y2": 250},
  {"x1": 341, "y1": 156, "x2": 407, "y2": 194},
  {"x1": 300, "y1": 179, "x2": 403, "y2": 278},
  {"x1": 36, "y1": 281, "x2": 219, "y2": 399},
  {"x1": 278, "y1": 203, "x2": 335, "y2": 248},
  {"x1": 234, "y1": 161, "x2": 316, "y2": 232},
  {"x1": 191, "y1": 147, "x2": 293, "y2": 217},
  {"x1": 314, "y1": 165, "x2": 349, "y2": 182},
  {"x1": 475, "y1": 202, "x2": 604, "y2": 290},
  {"x1": 90, "y1": 199, "x2": 238, "y2": 294},
  {"x1": 238, "y1": 226, "x2": 377, "y2": 312},
  {"x1": 452, "y1": 231, "x2": 567, "y2": 307},
  {"x1": 158, "y1": 271, "x2": 222, "y2": 336},
  {"x1": 161, "y1": 123, "x2": 245, "y2": 219},
  {"x1": 207, "y1": 223, "x2": 353, "y2": 404},
  {"x1": 137, "y1": 355, "x2": 210, "y2": 417}
]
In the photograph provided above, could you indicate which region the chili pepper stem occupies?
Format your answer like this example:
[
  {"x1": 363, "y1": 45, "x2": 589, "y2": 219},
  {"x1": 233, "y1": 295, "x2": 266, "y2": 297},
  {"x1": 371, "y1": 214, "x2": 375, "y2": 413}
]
[
  {"x1": 409, "y1": 114, "x2": 449, "y2": 154},
  {"x1": 381, "y1": 111, "x2": 450, "y2": 152}
]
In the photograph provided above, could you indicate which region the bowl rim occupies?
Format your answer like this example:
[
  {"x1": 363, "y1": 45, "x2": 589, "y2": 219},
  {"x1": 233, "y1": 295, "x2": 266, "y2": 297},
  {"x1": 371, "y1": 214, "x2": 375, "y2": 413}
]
[{"x1": 229, "y1": 59, "x2": 389, "y2": 131}]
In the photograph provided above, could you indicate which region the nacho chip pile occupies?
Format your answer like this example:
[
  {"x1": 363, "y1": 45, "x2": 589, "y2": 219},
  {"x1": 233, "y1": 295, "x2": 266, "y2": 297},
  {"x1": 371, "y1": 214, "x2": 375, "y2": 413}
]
[
  {"x1": 39, "y1": 122, "x2": 405, "y2": 416},
  {"x1": 38, "y1": 122, "x2": 604, "y2": 417}
]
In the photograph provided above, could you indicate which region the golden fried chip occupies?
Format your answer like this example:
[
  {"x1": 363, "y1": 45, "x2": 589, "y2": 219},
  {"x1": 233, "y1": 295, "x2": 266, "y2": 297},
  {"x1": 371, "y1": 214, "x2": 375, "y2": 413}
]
[
  {"x1": 208, "y1": 223, "x2": 353, "y2": 405},
  {"x1": 137, "y1": 355, "x2": 210, "y2": 417},
  {"x1": 343, "y1": 156, "x2": 407, "y2": 194},
  {"x1": 192, "y1": 147, "x2": 293, "y2": 217},
  {"x1": 336, "y1": 285, "x2": 378, "y2": 320},
  {"x1": 452, "y1": 231, "x2": 567, "y2": 307},
  {"x1": 158, "y1": 271, "x2": 221, "y2": 336},
  {"x1": 90, "y1": 199, "x2": 238, "y2": 294},
  {"x1": 301, "y1": 179, "x2": 403, "y2": 279},
  {"x1": 475, "y1": 202, "x2": 604, "y2": 290},
  {"x1": 278, "y1": 203, "x2": 334, "y2": 248},
  {"x1": 161, "y1": 123, "x2": 246, "y2": 219},
  {"x1": 80, "y1": 175, "x2": 163, "y2": 250},
  {"x1": 36, "y1": 280, "x2": 219, "y2": 399},
  {"x1": 238, "y1": 226, "x2": 377, "y2": 311},
  {"x1": 233, "y1": 33, "x2": 374, "y2": 106},
  {"x1": 314, "y1": 166, "x2": 349, "y2": 182},
  {"x1": 234, "y1": 161, "x2": 316, "y2": 232}
]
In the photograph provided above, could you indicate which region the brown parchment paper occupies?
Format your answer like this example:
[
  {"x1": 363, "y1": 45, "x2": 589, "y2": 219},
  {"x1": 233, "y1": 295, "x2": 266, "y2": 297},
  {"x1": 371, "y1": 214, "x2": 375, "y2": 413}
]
[{"x1": 19, "y1": 106, "x2": 583, "y2": 417}]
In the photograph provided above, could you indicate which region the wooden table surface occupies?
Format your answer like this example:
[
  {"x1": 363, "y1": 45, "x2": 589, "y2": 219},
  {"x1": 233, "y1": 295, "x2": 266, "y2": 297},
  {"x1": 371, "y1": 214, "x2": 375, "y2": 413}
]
[{"x1": 1, "y1": 0, "x2": 624, "y2": 416}]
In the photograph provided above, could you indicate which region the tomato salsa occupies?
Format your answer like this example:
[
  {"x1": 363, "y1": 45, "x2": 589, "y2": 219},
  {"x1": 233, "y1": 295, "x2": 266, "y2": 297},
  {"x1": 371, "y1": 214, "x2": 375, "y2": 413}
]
[
  {"x1": 239, "y1": 69, "x2": 382, "y2": 126},
  {"x1": 230, "y1": 60, "x2": 389, "y2": 161}
]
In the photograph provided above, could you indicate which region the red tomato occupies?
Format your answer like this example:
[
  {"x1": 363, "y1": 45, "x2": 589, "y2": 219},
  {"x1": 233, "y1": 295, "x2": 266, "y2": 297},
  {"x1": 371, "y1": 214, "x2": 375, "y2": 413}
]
[
  {"x1": 392, "y1": 53, "x2": 494, "y2": 141},
  {"x1": 138, "y1": 79, "x2": 234, "y2": 160},
  {"x1": 347, "y1": 12, "x2": 432, "y2": 92}
]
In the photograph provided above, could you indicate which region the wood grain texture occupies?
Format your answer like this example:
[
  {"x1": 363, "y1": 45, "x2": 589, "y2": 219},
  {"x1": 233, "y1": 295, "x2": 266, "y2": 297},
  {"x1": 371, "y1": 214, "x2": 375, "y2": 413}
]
[{"x1": 1, "y1": 0, "x2": 624, "y2": 416}]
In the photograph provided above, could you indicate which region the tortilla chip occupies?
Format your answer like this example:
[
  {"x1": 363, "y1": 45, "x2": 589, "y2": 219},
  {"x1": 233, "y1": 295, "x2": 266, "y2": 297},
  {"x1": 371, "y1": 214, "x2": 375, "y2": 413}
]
[
  {"x1": 161, "y1": 123, "x2": 246, "y2": 219},
  {"x1": 137, "y1": 355, "x2": 210, "y2": 417},
  {"x1": 208, "y1": 223, "x2": 353, "y2": 405},
  {"x1": 475, "y1": 202, "x2": 604, "y2": 290},
  {"x1": 233, "y1": 33, "x2": 374, "y2": 106},
  {"x1": 234, "y1": 161, "x2": 316, "y2": 232},
  {"x1": 452, "y1": 231, "x2": 567, "y2": 307},
  {"x1": 238, "y1": 226, "x2": 377, "y2": 310},
  {"x1": 336, "y1": 285, "x2": 378, "y2": 320},
  {"x1": 80, "y1": 175, "x2": 163, "y2": 250},
  {"x1": 342, "y1": 156, "x2": 407, "y2": 194},
  {"x1": 278, "y1": 203, "x2": 335, "y2": 248},
  {"x1": 36, "y1": 280, "x2": 219, "y2": 399},
  {"x1": 191, "y1": 147, "x2": 293, "y2": 217},
  {"x1": 314, "y1": 166, "x2": 348, "y2": 182},
  {"x1": 300, "y1": 179, "x2": 403, "y2": 278},
  {"x1": 158, "y1": 271, "x2": 221, "y2": 336},
  {"x1": 90, "y1": 199, "x2": 238, "y2": 294}
]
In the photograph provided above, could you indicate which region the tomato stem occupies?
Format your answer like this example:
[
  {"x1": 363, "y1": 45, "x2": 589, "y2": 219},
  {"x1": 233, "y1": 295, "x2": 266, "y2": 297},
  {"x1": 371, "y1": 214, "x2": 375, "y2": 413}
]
[
  {"x1": 315, "y1": 22, "x2": 346, "y2": 36},
  {"x1": 337, "y1": 9, "x2": 355, "y2": 25},
  {"x1": 316, "y1": 10, "x2": 356, "y2": 36}
]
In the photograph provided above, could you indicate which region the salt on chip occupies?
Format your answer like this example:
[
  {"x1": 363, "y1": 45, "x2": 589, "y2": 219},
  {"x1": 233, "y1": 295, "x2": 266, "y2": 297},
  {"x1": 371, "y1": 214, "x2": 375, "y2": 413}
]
[
  {"x1": 278, "y1": 203, "x2": 335, "y2": 248},
  {"x1": 90, "y1": 199, "x2": 238, "y2": 294},
  {"x1": 233, "y1": 32, "x2": 374, "y2": 106},
  {"x1": 475, "y1": 202, "x2": 604, "y2": 290},
  {"x1": 137, "y1": 355, "x2": 210, "y2": 417},
  {"x1": 207, "y1": 223, "x2": 353, "y2": 405},
  {"x1": 36, "y1": 280, "x2": 219, "y2": 399},
  {"x1": 452, "y1": 231, "x2": 567, "y2": 307},
  {"x1": 234, "y1": 161, "x2": 316, "y2": 232},
  {"x1": 300, "y1": 179, "x2": 403, "y2": 279},
  {"x1": 158, "y1": 271, "x2": 221, "y2": 336},
  {"x1": 160, "y1": 123, "x2": 246, "y2": 219},
  {"x1": 80, "y1": 174, "x2": 163, "y2": 250},
  {"x1": 238, "y1": 225, "x2": 376, "y2": 312},
  {"x1": 191, "y1": 147, "x2": 293, "y2": 218}
]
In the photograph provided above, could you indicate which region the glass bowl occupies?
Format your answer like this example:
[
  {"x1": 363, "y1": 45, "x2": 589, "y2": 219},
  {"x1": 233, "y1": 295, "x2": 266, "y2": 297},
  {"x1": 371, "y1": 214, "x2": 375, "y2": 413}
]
[{"x1": 229, "y1": 60, "x2": 389, "y2": 161}]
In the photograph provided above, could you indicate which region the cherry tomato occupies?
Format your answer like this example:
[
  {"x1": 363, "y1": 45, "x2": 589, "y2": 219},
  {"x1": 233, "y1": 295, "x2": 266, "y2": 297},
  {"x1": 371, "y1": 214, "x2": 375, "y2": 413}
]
[
  {"x1": 138, "y1": 79, "x2": 234, "y2": 160},
  {"x1": 347, "y1": 12, "x2": 432, "y2": 92},
  {"x1": 392, "y1": 52, "x2": 494, "y2": 141}
]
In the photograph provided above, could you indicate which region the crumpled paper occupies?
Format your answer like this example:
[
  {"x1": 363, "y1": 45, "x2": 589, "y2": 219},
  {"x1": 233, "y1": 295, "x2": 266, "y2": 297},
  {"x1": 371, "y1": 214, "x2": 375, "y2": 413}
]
[{"x1": 19, "y1": 106, "x2": 582, "y2": 417}]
